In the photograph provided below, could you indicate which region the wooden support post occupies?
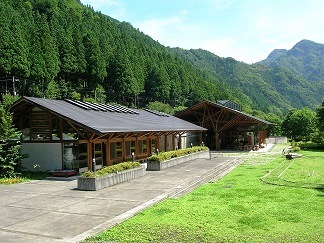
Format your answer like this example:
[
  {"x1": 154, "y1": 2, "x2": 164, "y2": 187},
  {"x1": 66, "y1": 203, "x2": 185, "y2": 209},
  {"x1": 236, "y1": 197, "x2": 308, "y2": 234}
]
[
  {"x1": 147, "y1": 137, "x2": 151, "y2": 156},
  {"x1": 106, "y1": 141, "x2": 111, "y2": 166},
  {"x1": 122, "y1": 138, "x2": 126, "y2": 161},
  {"x1": 199, "y1": 131, "x2": 202, "y2": 145},
  {"x1": 215, "y1": 132, "x2": 220, "y2": 151},
  {"x1": 172, "y1": 135, "x2": 175, "y2": 150},
  {"x1": 156, "y1": 137, "x2": 160, "y2": 153},
  {"x1": 164, "y1": 134, "x2": 168, "y2": 152},
  {"x1": 178, "y1": 134, "x2": 182, "y2": 149},
  {"x1": 49, "y1": 113, "x2": 52, "y2": 141},
  {"x1": 87, "y1": 141, "x2": 92, "y2": 170},
  {"x1": 59, "y1": 117, "x2": 63, "y2": 141},
  {"x1": 135, "y1": 137, "x2": 139, "y2": 159}
]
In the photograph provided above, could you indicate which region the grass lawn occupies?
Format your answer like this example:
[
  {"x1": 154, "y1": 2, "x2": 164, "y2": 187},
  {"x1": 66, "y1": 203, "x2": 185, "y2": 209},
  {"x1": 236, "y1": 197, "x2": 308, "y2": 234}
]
[
  {"x1": 85, "y1": 148, "x2": 324, "y2": 242},
  {"x1": 0, "y1": 171, "x2": 50, "y2": 185}
]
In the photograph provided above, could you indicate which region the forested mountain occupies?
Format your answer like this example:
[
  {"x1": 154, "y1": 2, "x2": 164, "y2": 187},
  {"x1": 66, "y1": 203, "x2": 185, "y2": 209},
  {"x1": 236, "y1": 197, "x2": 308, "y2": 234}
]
[
  {"x1": 173, "y1": 40, "x2": 324, "y2": 114},
  {"x1": 0, "y1": 0, "x2": 239, "y2": 108},
  {"x1": 258, "y1": 40, "x2": 324, "y2": 82},
  {"x1": 0, "y1": 0, "x2": 323, "y2": 117}
]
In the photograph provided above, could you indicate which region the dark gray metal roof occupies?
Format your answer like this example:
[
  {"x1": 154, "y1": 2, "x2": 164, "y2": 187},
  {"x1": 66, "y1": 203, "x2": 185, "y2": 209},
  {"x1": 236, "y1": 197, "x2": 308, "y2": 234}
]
[
  {"x1": 13, "y1": 97, "x2": 206, "y2": 135},
  {"x1": 176, "y1": 100, "x2": 273, "y2": 125}
]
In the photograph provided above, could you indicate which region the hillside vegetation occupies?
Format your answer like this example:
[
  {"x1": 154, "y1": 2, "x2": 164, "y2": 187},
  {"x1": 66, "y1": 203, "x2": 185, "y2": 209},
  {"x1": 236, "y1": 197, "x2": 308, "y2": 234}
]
[{"x1": 1, "y1": 0, "x2": 323, "y2": 117}]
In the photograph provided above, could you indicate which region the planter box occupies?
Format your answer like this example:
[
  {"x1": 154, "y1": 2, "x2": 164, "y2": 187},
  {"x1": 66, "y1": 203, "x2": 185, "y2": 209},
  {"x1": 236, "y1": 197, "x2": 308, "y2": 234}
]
[
  {"x1": 147, "y1": 149, "x2": 210, "y2": 171},
  {"x1": 77, "y1": 165, "x2": 146, "y2": 191},
  {"x1": 49, "y1": 170, "x2": 77, "y2": 177}
]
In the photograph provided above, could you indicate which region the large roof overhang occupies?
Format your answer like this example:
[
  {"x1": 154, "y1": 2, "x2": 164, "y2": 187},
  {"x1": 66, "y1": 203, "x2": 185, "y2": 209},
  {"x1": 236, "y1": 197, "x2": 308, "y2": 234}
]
[
  {"x1": 176, "y1": 100, "x2": 273, "y2": 133},
  {"x1": 11, "y1": 97, "x2": 207, "y2": 139}
]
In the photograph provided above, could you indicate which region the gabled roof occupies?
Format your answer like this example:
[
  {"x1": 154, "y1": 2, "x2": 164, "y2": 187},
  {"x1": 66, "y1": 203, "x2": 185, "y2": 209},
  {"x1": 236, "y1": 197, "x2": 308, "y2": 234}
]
[
  {"x1": 176, "y1": 100, "x2": 273, "y2": 132},
  {"x1": 11, "y1": 97, "x2": 206, "y2": 135}
]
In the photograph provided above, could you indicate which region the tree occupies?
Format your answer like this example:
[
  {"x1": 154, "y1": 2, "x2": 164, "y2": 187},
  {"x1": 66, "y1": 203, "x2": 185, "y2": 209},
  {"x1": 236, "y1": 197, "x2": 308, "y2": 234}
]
[
  {"x1": 45, "y1": 80, "x2": 60, "y2": 99},
  {"x1": 0, "y1": 95, "x2": 26, "y2": 178},
  {"x1": 146, "y1": 101, "x2": 174, "y2": 115},
  {"x1": 281, "y1": 108, "x2": 316, "y2": 141},
  {"x1": 317, "y1": 100, "x2": 324, "y2": 132}
]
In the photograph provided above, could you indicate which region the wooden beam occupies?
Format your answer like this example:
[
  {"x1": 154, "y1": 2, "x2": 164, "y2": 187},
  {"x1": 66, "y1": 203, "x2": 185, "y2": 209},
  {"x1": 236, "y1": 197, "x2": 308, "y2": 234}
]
[
  {"x1": 87, "y1": 141, "x2": 92, "y2": 170},
  {"x1": 89, "y1": 132, "x2": 96, "y2": 142},
  {"x1": 215, "y1": 132, "x2": 220, "y2": 151},
  {"x1": 178, "y1": 133, "x2": 182, "y2": 149},
  {"x1": 122, "y1": 137, "x2": 126, "y2": 161},
  {"x1": 106, "y1": 141, "x2": 111, "y2": 166},
  {"x1": 67, "y1": 121, "x2": 87, "y2": 140},
  {"x1": 59, "y1": 117, "x2": 63, "y2": 141},
  {"x1": 49, "y1": 113, "x2": 52, "y2": 141}
]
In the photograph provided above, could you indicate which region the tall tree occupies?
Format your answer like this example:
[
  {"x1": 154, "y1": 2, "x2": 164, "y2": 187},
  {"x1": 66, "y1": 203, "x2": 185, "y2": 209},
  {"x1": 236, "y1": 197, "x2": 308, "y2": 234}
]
[
  {"x1": 0, "y1": 2, "x2": 30, "y2": 77},
  {"x1": 316, "y1": 100, "x2": 324, "y2": 132},
  {"x1": 0, "y1": 95, "x2": 25, "y2": 178},
  {"x1": 281, "y1": 108, "x2": 316, "y2": 141}
]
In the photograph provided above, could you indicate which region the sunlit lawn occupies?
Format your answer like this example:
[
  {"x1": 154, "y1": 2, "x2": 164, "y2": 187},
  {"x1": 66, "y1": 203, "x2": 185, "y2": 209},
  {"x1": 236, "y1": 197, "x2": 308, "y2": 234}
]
[
  {"x1": 283, "y1": 150, "x2": 324, "y2": 184},
  {"x1": 85, "y1": 148, "x2": 324, "y2": 242}
]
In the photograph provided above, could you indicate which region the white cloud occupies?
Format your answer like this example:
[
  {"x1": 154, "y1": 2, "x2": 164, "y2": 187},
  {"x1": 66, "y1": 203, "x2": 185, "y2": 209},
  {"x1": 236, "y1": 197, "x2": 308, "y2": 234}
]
[
  {"x1": 180, "y1": 10, "x2": 189, "y2": 15},
  {"x1": 135, "y1": 17, "x2": 183, "y2": 43},
  {"x1": 80, "y1": 0, "x2": 324, "y2": 63}
]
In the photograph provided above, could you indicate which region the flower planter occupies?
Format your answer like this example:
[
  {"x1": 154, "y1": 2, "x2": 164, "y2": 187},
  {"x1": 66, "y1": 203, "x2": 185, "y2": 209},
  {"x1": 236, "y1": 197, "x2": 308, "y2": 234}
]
[
  {"x1": 146, "y1": 149, "x2": 210, "y2": 171},
  {"x1": 77, "y1": 165, "x2": 146, "y2": 191}
]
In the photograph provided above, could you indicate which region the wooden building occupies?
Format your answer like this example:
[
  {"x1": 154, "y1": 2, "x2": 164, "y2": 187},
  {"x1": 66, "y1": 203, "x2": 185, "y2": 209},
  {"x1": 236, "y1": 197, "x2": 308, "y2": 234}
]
[
  {"x1": 176, "y1": 100, "x2": 273, "y2": 151},
  {"x1": 11, "y1": 97, "x2": 206, "y2": 172}
]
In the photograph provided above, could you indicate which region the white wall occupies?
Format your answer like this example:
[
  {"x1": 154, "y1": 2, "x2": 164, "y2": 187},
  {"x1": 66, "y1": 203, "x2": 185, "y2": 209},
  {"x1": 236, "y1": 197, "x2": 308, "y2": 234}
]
[
  {"x1": 21, "y1": 143, "x2": 62, "y2": 171},
  {"x1": 266, "y1": 136, "x2": 288, "y2": 144}
]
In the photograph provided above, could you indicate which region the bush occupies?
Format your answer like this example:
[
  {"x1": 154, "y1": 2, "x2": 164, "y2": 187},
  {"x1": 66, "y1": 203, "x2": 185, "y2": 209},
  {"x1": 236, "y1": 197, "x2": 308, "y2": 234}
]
[
  {"x1": 299, "y1": 142, "x2": 324, "y2": 150},
  {"x1": 291, "y1": 146, "x2": 301, "y2": 152},
  {"x1": 148, "y1": 146, "x2": 208, "y2": 162},
  {"x1": 81, "y1": 162, "x2": 141, "y2": 178}
]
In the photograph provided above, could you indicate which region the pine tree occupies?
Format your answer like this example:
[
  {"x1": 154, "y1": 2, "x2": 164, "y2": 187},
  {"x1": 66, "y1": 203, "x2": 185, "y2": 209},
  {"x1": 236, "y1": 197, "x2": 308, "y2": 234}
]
[{"x1": 0, "y1": 95, "x2": 26, "y2": 178}]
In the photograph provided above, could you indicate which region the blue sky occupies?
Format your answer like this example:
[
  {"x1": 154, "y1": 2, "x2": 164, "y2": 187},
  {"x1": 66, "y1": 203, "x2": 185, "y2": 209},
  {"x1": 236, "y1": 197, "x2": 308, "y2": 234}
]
[{"x1": 80, "y1": 0, "x2": 324, "y2": 63}]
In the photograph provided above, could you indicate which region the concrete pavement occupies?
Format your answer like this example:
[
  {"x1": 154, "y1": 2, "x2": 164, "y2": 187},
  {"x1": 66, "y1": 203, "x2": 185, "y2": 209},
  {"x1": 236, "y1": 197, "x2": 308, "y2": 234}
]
[{"x1": 0, "y1": 154, "x2": 240, "y2": 243}]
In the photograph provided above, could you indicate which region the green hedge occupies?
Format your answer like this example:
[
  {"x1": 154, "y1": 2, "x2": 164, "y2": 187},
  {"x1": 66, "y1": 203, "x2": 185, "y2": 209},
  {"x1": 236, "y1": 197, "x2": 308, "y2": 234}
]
[
  {"x1": 81, "y1": 162, "x2": 141, "y2": 178},
  {"x1": 299, "y1": 142, "x2": 324, "y2": 150},
  {"x1": 148, "y1": 146, "x2": 208, "y2": 162}
]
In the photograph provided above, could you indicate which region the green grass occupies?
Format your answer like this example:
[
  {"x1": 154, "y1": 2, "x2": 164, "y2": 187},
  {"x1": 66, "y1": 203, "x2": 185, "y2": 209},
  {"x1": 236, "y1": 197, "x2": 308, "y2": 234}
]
[
  {"x1": 85, "y1": 148, "x2": 324, "y2": 242},
  {"x1": 283, "y1": 150, "x2": 324, "y2": 184},
  {"x1": 0, "y1": 171, "x2": 50, "y2": 185},
  {"x1": 262, "y1": 150, "x2": 324, "y2": 189}
]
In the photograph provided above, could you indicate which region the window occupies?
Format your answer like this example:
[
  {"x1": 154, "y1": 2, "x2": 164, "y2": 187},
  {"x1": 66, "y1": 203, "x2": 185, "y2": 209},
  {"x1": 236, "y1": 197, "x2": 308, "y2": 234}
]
[
  {"x1": 151, "y1": 139, "x2": 156, "y2": 154},
  {"x1": 116, "y1": 142, "x2": 122, "y2": 157},
  {"x1": 126, "y1": 140, "x2": 135, "y2": 156},
  {"x1": 110, "y1": 142, "x2": 116, "y2": 159},
  {"x1": 138, "y1": 140, "x2": 147, "y2": 154},
  {"x1": 94, "y1": 143, "x2": 102, "y2": 166},
  {"x1": 110, "y1": 141, "x2": 123, "y2": 159},
  {"x1": 30, "y1": 110, "x2": 50, "y2": 141},
  {"x1": 52, "y1": 116, "x2": 60, "y2": 140}
]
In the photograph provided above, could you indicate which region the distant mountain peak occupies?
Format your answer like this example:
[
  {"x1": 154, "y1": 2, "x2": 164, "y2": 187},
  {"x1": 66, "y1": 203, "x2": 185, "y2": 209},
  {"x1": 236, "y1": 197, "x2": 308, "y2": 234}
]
[
  {"x1": 258, "y1": 39, "x2": 324, "y2": 83},
  {"x1": 290, "y1": 39, "x2": 323, "y2": 54},
  {"x1": 266, "y1": 49, "x2": 287, "y2": 61}
]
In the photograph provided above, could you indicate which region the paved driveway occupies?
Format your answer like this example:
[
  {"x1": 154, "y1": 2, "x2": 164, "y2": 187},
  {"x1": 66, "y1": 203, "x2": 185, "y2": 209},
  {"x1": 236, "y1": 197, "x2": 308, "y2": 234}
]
[{"x1": 0, "y1": 155, "x2": 237, "y2": 243}]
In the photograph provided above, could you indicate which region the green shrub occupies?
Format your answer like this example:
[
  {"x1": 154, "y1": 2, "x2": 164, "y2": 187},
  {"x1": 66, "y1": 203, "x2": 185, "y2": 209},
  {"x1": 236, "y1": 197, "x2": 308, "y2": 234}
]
[
  {"x1": 291, "y1": 146, "x2": 301, "y2": 152},
  {"x1": 148, "y1": 146, "x2": 208, "y2": 162},
  {"x1": 299, "y1": 142, "x2": 324, "y2": 150},
  {"x1": 81, "y1": 162, "x2": 141, "y2": 178}
]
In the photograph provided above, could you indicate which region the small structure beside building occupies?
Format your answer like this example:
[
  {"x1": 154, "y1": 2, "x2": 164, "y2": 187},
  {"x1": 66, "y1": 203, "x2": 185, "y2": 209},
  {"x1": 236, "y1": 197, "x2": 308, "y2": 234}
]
[
  {"x1": 176, "y1": 100, "x2": 273, "y2": 151},
  {"x1": 11, "y1": 97, "x2": 206, "y2": 172}
]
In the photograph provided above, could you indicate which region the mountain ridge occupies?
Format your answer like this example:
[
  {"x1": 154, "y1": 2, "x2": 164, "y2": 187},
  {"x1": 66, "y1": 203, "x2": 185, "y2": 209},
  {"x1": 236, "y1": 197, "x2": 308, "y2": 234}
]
[{"x1": 0, "y1": 0, "x2": 323, "y2": 119}]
